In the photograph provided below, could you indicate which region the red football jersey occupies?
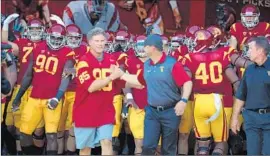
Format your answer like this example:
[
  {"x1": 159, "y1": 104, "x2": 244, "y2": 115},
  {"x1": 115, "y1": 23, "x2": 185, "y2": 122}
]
[
  {"x1": 170, "y1": 45, "x2": 189, "y2": 62},
  {"x1": 182, "y1": 47, "x2": 235, "y2": 94},
  {"x1": 111, "y1": 51, "x2": 128, "y2": 95},
  {"x1": 14, "y1": 38, "x2": 39, "y2": 85},
  {"x1": 230, "y1": 22, "x2": 270, "y2": 51},
  {"x1": 67, "y1": 45, "x2": 89, "y2": 92},
  {"x1": 126, "y1": 48, "x2": 136, "y2": 58},
  {"x1": 74, "y1": 52, "x2": 121, "y2": 127},
  {"x1": 222, "y1": 76, "x2": 233, "y2": 108},
  {"x1": 30, "y1": 41, "x2": 74, "y2": 99},
  {"x1": 125, "y1": 56, "x2": 147, "y2": 109}
]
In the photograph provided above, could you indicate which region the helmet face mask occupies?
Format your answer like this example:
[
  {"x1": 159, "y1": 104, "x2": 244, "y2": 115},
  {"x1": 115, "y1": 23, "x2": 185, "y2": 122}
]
[
  {"x1": 241, "y1": 15, "x2": 259, "y2": 28},
  {"x1": 114, "y1": 39, "x2": 128, "y2": 51},
  {"x1": 26, "y1": 19, "x2": 45, "y2": 42},
  {"x1": 27, "y1": 26, "x2": 44, "y2": 41},
  {"x1": 184, "y1": 37, "x2": 196, "y2": 52},
  {"x1": 46, "y1": 24, "x2": 66, "y2": 50},
  {"x1": 47, "y1": 33, "x2": 66, "y2": 50},
  {"x1": 241, "y1": 4, "x2": 260, "y2": 29},
  {"x1": 66, "y1": 33, "x2": 82, "y2": 49},
  {"x1": 114, "y1": 31, "x2": 130, "y2": 52},
  {"x1": 135, "y1": 40, "x2": 146, "y2": 58},
  {"x1": 66, "y1": 24, "x2": 82, "y2": 49}
]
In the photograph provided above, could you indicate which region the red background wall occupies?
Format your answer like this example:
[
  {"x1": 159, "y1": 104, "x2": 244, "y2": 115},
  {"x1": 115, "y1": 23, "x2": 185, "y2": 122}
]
[
  {"x1": 1, "y1": 0, "x2": 206, "y2": 35},
  {"x1": 2, "y1": 0, "x2": 269, "y2": 35}
]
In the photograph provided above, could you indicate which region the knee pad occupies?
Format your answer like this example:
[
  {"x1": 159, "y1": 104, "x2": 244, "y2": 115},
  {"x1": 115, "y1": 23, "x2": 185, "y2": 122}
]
[
  {"x1": 112, "y1": 137, "x2": 120, "y2": 152},
  {"x1": 32, "y1": 132, "x2": 45, "y2": 140},
  {"x1": 228, "y1": 130, "x2": 244, "y2": 155},
  {"x1": 141, "y1": 147, "x2": 156, "y2": 155},
  {"x1": 21, "y1": 133, "x2": 34, "y2": 146}
]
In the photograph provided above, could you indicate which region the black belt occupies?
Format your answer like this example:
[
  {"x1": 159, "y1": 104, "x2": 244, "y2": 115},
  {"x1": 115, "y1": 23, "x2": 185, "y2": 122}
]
[
  {"x1": 248, "y1": 108, "x2": 270, "y2": 114},
  {"x1": 150, "y1": 105, "x2": 175, "y2": 111}
]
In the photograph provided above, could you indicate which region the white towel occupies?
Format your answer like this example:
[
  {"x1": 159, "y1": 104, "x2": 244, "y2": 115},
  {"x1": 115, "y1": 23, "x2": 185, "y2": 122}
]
[{"x1": 205, "y1": 94, "x2": 222, "y2": 124}]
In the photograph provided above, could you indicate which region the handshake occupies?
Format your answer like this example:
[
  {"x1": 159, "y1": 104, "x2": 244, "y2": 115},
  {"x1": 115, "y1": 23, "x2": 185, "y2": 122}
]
[{"x1": 108, "y1": 65, "x2": 125, "y2": 81}]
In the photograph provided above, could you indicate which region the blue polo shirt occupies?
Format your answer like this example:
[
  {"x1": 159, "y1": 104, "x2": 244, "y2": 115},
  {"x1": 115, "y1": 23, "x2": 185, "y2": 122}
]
[
  {"x1": 236, "y1": 57, "x2": 270, "y2": 109},
  {"x1": 138, "y1": 53, "x2": 191, "y2": 107}
]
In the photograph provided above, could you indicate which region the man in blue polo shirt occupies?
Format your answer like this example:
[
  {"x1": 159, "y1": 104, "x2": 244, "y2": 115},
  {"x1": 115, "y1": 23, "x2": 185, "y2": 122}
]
[
  {"x1": 231, "y1": 36, "x2": 270, "y2": 155},
  {"x1": 113, "y1": 34, "x2": 193, "y2": 155}
]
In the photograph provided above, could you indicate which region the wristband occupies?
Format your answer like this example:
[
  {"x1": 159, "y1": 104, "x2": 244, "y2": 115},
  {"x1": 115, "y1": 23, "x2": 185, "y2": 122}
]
[
  {"x1": 126, "y1": 93, "x2": 133, "y2": 100},
  {"x1": 180, "y1": 98, "x2": 188, "y2": 103},
  {"x1": 55, "y1": 90, "x2": 65, "y2": 101}
]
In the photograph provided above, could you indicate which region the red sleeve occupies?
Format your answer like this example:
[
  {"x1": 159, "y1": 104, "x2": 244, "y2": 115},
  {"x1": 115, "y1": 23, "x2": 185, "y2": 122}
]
[
  {"x1": 117, "y1": 53, "x2": 128, "y2": 66},
  {"x1": 137, "y1": 68, "x2": 146, "y2": 86},
  {"x1": 172, "y1": 62, "x2": 191, "y2": 87},
  {"x1": 115, "y1": 79, "x2": 126, "y2": 89},
  {"x1": 229, "y1": 23, "x2": 237, "y2": 37},
  {"x1": 76, "y1": 60, "x2": 94, "y2": 90}
]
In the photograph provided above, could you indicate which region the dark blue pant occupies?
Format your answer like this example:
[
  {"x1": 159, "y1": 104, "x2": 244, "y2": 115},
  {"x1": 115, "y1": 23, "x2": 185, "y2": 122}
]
[
  {"x1": 142, "y1": 106, "x2": 181, "y2": 155},
  {"x1": 242, "y1": 109, "x2": 270, "y2": 155}
]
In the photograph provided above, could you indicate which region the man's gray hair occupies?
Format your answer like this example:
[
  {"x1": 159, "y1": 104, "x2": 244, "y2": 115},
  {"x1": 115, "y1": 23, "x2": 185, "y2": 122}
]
[
  {"x1": 87, "y1": 27, "x2": 106, "y2": 41},
  {"x1": 248, "y1": 36, "x2": 270, "y2": 55}
]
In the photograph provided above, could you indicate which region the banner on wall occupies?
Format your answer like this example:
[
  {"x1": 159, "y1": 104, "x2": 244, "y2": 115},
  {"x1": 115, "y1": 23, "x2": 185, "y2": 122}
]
[
  {"x1": 1, "y1": 0, "x2": 192, "y2": 35},
  {"x1": 205, "y1": 0, "x2": 270, "y2": 27}
]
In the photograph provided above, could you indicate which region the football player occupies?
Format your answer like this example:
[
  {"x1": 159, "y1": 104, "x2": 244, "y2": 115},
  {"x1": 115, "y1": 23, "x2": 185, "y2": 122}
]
[
  {"x1": 172, "y1": 26, "x2": 201, "y2": 155},
  {"x1": 122, "y1": 35, "x2": 148, "y2": 155},
  {"x1": 181, "y1": 29, "x2": 241, "y2": 155},
  {"x1": 229, "y1": 4, "x2": 270, "y2": 52},
  {"x1": 63, "y1": 0, "x2": 126, "y2": 35},
  {"x1": 169, "y1": 32, "x2": 185, "y2": 54},
  {"x1": 12, "y1": 24, "x2": 75, "y2": 155},
  {"x1": 228, "y1": 4, "x2": 269, "y2": 151},
  {"x1": 113, "y1": 30, "x2": 131, "y2": 53},
  {"x1": 104, "y1": 31, "x2": 115, "y2": 53},
  {"x1": 3, "y1": 18, "x2": 48, "y2": 154},
  {"x1": 57, "y1": 24, "x2": 85, "y2": 155},
  {"x1": 110, "y1": 30, "x2": 131, "y2": 154},
  {"x1": 161, "y1": 35, "x2": 170, "y2": 55}
]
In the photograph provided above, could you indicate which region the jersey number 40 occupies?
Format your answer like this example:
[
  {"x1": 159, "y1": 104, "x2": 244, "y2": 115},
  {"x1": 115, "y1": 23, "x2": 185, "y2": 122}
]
[{"x1": 195, "y1": 61, "x2": 223, "y2": 84}]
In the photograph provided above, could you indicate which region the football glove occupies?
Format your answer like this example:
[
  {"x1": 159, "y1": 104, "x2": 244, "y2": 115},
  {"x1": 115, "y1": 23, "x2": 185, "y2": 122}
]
[{"x1": 47, "y1": 98, "x2": 59, "y2": 110}]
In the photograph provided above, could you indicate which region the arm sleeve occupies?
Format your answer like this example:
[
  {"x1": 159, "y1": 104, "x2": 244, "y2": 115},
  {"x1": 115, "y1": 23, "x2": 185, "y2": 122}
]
[
  {"x1": 235, "y1": 70, "x2": 247, "y2": 101},
  {"x1": 172, "y1": 62, "x2": 191, "y2": 87},
  {"x1": 137, "y1": 68, "x2": 146, "y2": 86},
  {"x1": 14, "y1": 54, "x2": 33, "y2": 101},
  {"x1": 55, "y1": 60, "x2": 74, "y2": 100}
]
